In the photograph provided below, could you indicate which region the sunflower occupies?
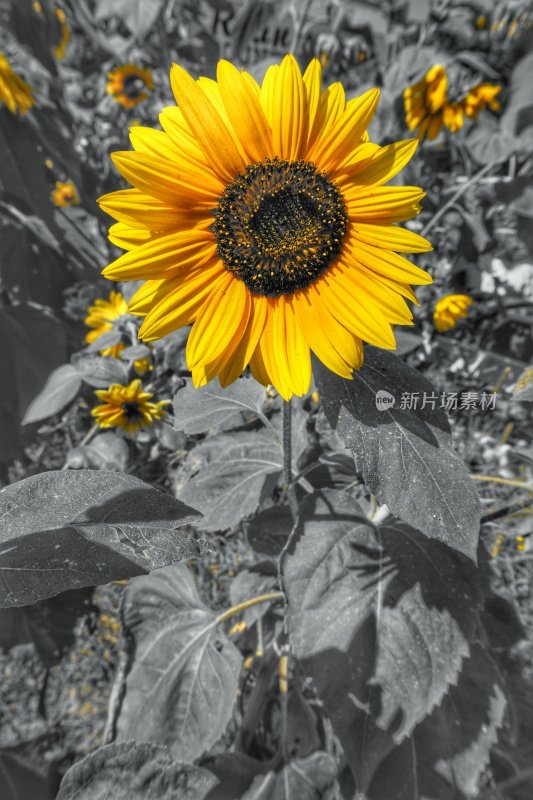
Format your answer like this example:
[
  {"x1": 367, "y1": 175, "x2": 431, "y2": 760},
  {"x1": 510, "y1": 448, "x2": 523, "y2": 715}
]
[
  {"x1": 92, "y1": 379, "x2": 168, "y2": 432},
  {"x1": 52, "y1": 8, "x2": 70, "y2": 61},
  {"x1": 404, "y1": 64, "x2": 501, "y2": 140},
  {"x1": 52, "y1": 179, "x2": 79, "y2": 207},
  {"x1": 433, "y1": 294, "x2": 473, "y2": 332},
  {"x1": 0, "y1": 52, "x2": 34, "y2": 115},
  {"x1": 99, "y1": 55, "x2": 433, "y2": 400},
  {"x1": 85, "y1": 290, "x2": 129, "y2": 356},
  {"x1": 107, "y1": 64, "x2": 154, "y2": 109},
  {"x1": 404, "y1": 64, "x2": 450, "y2": 140},
  {"x1": 463, "y1": 84, "x2": 501, "y2": 120}
]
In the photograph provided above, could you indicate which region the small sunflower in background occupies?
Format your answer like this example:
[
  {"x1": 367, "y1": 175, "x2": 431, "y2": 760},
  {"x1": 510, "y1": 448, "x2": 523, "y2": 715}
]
[
  {"x1": 52, "y1": 179, "x2": 79, "y2": 206},
  {"x1": 100, "y1": 54, "x2": 433, "y2": 400},
  {"x1": 85, "y1": 290, "x2": 129, "y2": 356},
  {"x1": 404, "y1": 64, "x2": 501, "y2": 140},
  {"x1": 107, "y1": 64, "x2": 154, "y2": 109},
  {"x1": 463, "y1": 84, "x2": 501, "y2": 120},
  {"x1": 132, "y1": 356, "x2": 153, "y2": 375},
  {"x1": 433, "y1": 294, "x2": 473, "y2": 332},
  {"x1": 404, "y1": 64, "x2": 450, "y2": 140},
  {"x1": 52, "y1": 8, "x2": 70, "y2": 61},
  {"x1": 0, "y1": 52, "x2": 34, "y2": 115},
  {"x1": 92, "y1": 379, "x2": 169, "y2": 433}
]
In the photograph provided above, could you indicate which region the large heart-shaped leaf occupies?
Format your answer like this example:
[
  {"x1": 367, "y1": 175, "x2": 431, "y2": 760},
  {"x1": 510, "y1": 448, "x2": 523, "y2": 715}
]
[
  {"x1": 174, "y1": 378, "x2": 269, "y2": 434},
  {"x1": 286, "y1": 490, "x2": 481, "y2": 744},
  {"x1": 240, "y1": 752, "x2": 338, "y2": 800},
  {"x1": 0, "y1": 470, "x2": 205, "y2": 607},
  {"x1": 57, "y1": 742, "x2": 217, "y2": 799},
  {"x1": 117, "y1": 563, "x2": 242, "y2": 763},
  {"x1": 314, "y1": 350, "x2": 481, "y2": 559},
  {"x1": 178, "y1": 432, "x2": 282, "y2": 532}
]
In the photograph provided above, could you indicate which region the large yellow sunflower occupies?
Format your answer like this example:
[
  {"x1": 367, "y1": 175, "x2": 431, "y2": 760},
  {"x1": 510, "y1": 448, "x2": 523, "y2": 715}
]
[
  {"x1": 0, "y1": 52, "x2": 34, "y2": 115},
  {"x1": 99, "y1": 55, "x2": 432, "y2": 400}
]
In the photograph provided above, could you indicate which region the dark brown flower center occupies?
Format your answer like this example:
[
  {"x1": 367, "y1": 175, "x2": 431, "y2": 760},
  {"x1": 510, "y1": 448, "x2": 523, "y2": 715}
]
[
  {"x1": 123, "y1": 74, "x2": 145, "y2": 99},
  {"x1": 121, "y1": 401, "x2": 143, "y2": 421},
  {"x1": 213, "y1": 158, "x2": 347, "y2": 296}
]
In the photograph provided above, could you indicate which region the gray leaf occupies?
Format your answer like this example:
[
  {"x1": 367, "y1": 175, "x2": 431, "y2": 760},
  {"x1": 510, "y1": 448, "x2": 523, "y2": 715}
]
[
  {"x1": 314, "y1": 349, "x2": 480, "y2": 560},
  {"x1": 22, "y1": 364, "x2": 81, "y2": 424},
  {"x1": 73, "y1": 354, "x2": 129, "y2": 388},
  {"x1": 179, "y1": 432, "x2": 282, "y2": 532},
  {"x1": 173, "y1": 378, "x2": 269, "y2": 434},
  {"x1": 117, "y1": 563, "x2": 242, "y2": 763},
  {"x1": 57, "y1": 741, "x2": 217, "y2": 799},
  {"x1": 286, "y1": 490, "x2": 480, "y2": 745},
  {"x1": 240, "y1": 752, "x2": 338, "y2": 800},
  {"x1": 0, "y1": 470, "x2": 205, "y2": 607}
]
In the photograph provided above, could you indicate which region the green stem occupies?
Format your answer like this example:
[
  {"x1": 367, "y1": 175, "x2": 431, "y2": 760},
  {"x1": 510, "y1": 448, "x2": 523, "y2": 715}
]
[
  {"x1": 421, "y1": 160, "x2": 499, "y2": 238},
  {"x1": 216, "y1": 591, "x2": 284, "y2": 625}
]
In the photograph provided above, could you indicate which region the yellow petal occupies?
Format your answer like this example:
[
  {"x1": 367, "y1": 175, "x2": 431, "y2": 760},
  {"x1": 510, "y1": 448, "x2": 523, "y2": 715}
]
[
  {"x1": 218, "y1": 296, "x2": 268, "y2": 387},
  {"x1": 170, "y1": 62, "x2": 246, "y2": 183},
  {"x1": 259, "y1": 63, "x2": 280, "y2": 127},
  {"x1": 317, "y1": 267, "x2": 397, "y2": 348},
  {"x1": 217, "y1": 60, "x2": 274, "y2": 163},
  {"x1": 128, "y1": 279, "x2": 166, "y2": 314},
  {"x1": 344, "y1": 237, "x2": 432, "y2": 285},
  {"x1": 139, "y1": 262, "x2": 225, "y2": 340},
  {"x1": 108, "y1": 222, "x2": 154, "y2": 250},
  {"x1": 103, "y1": 229, "x2": 217, "y2": 280},
  {"x1": 259, "y1": 300, "x2": 292, "y2": 400},
  {"x1": 186, "y1": 273, "x2": 250, "y2": 368},
  {"x1": 346, "y1": 186, "x2": 426, "y2": 223},
  {"x1": 350, "y1": 222, "x2": 432, "y2": 253},
  {"x1": 307, "y1": 81, "x2": 345, "y2": 151},
  {"x1": 159, "y1": 106, "x2": 209, "y2": 168},
  {"x1": 98, "y1": 188, "x2": 188, "y2": 229},
  {"x1": 111, "y1": 151, "x2": 221, "y2": 207},
  {"x1": 271, "y1": 54, "x2": 308, "y2": 160},
  {"x1": 303, "y1": 59, "x2": 322, "y2": 148},
  {"x1": 249, "y1": 345, "x2": 271, "y2": 387},
  {"x1": 339, "y1": 139, "x2": 418, "y2": 187},
  {"x1": 291, "y1": 287, "x2": 358, "y2": 378},
  {"x1": 310, "y1": 88, "x2": 380, "y2": 171}
]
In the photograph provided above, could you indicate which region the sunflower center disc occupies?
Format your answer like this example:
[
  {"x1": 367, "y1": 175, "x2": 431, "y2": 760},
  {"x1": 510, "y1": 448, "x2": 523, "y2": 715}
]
[
  {"x1": 213, "y1": 158, "x2": 347, "y2": 296},
  {"x1": 121, "y1": 401, "x2": 143, "y2": 422},
  {"x1": 123, "y1": 75, "x2": 145, "y2": 99}
]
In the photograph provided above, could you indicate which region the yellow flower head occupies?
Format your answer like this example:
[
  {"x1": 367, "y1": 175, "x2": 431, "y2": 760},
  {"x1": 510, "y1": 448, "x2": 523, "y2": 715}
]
[
  {"x1": 53, "y1": 8, "x2": 70, "y2": 60},
  {"x1": 85, "y1": 290, "x2": 129, "y2": 353},
  {"x1": 52, "y1": 179, "x2": 79, "y2": 207},
  {"x1": 0, "y1": 51, "x2": 34, "y2": 115},
  {"x1": 433, "y1": 294, "x2": 473, "y2": 332},
  {"x1": 91, "y1": 379, "x2": 168, "y2": 432},
  {"x1": 133, "y1": 356, "x2": 153, "y2": 375},
  {"x1": 404, "y1": 64, "x2": 449, "y2": 140},
  {"x1": 99, "y1": 55, "x2": 433, "y2": 400},
  {"x1": 463, "y1": 83, "x2": 501, "y2": 120},
  {"x1": 106, "y1": 64, "x2": 154, "y2": 109},
  {"x1": 405, "y1": 65, "x2": 501, "y2": 140}
]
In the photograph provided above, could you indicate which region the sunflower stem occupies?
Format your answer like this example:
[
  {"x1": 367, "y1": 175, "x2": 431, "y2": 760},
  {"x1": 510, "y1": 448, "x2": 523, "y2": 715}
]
[
  {"x1": 421, "y1": 160, "x2": 499, "y2": 237},
  {"x1": 282, "y1": 399, "x2": 299, "y2": 521},
  {"x1": 282, "y1": 398, "x2": 292, "y2": 488},
  {"x1": 80, "y1": 422, "x2": 99, "y2": 447}
]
